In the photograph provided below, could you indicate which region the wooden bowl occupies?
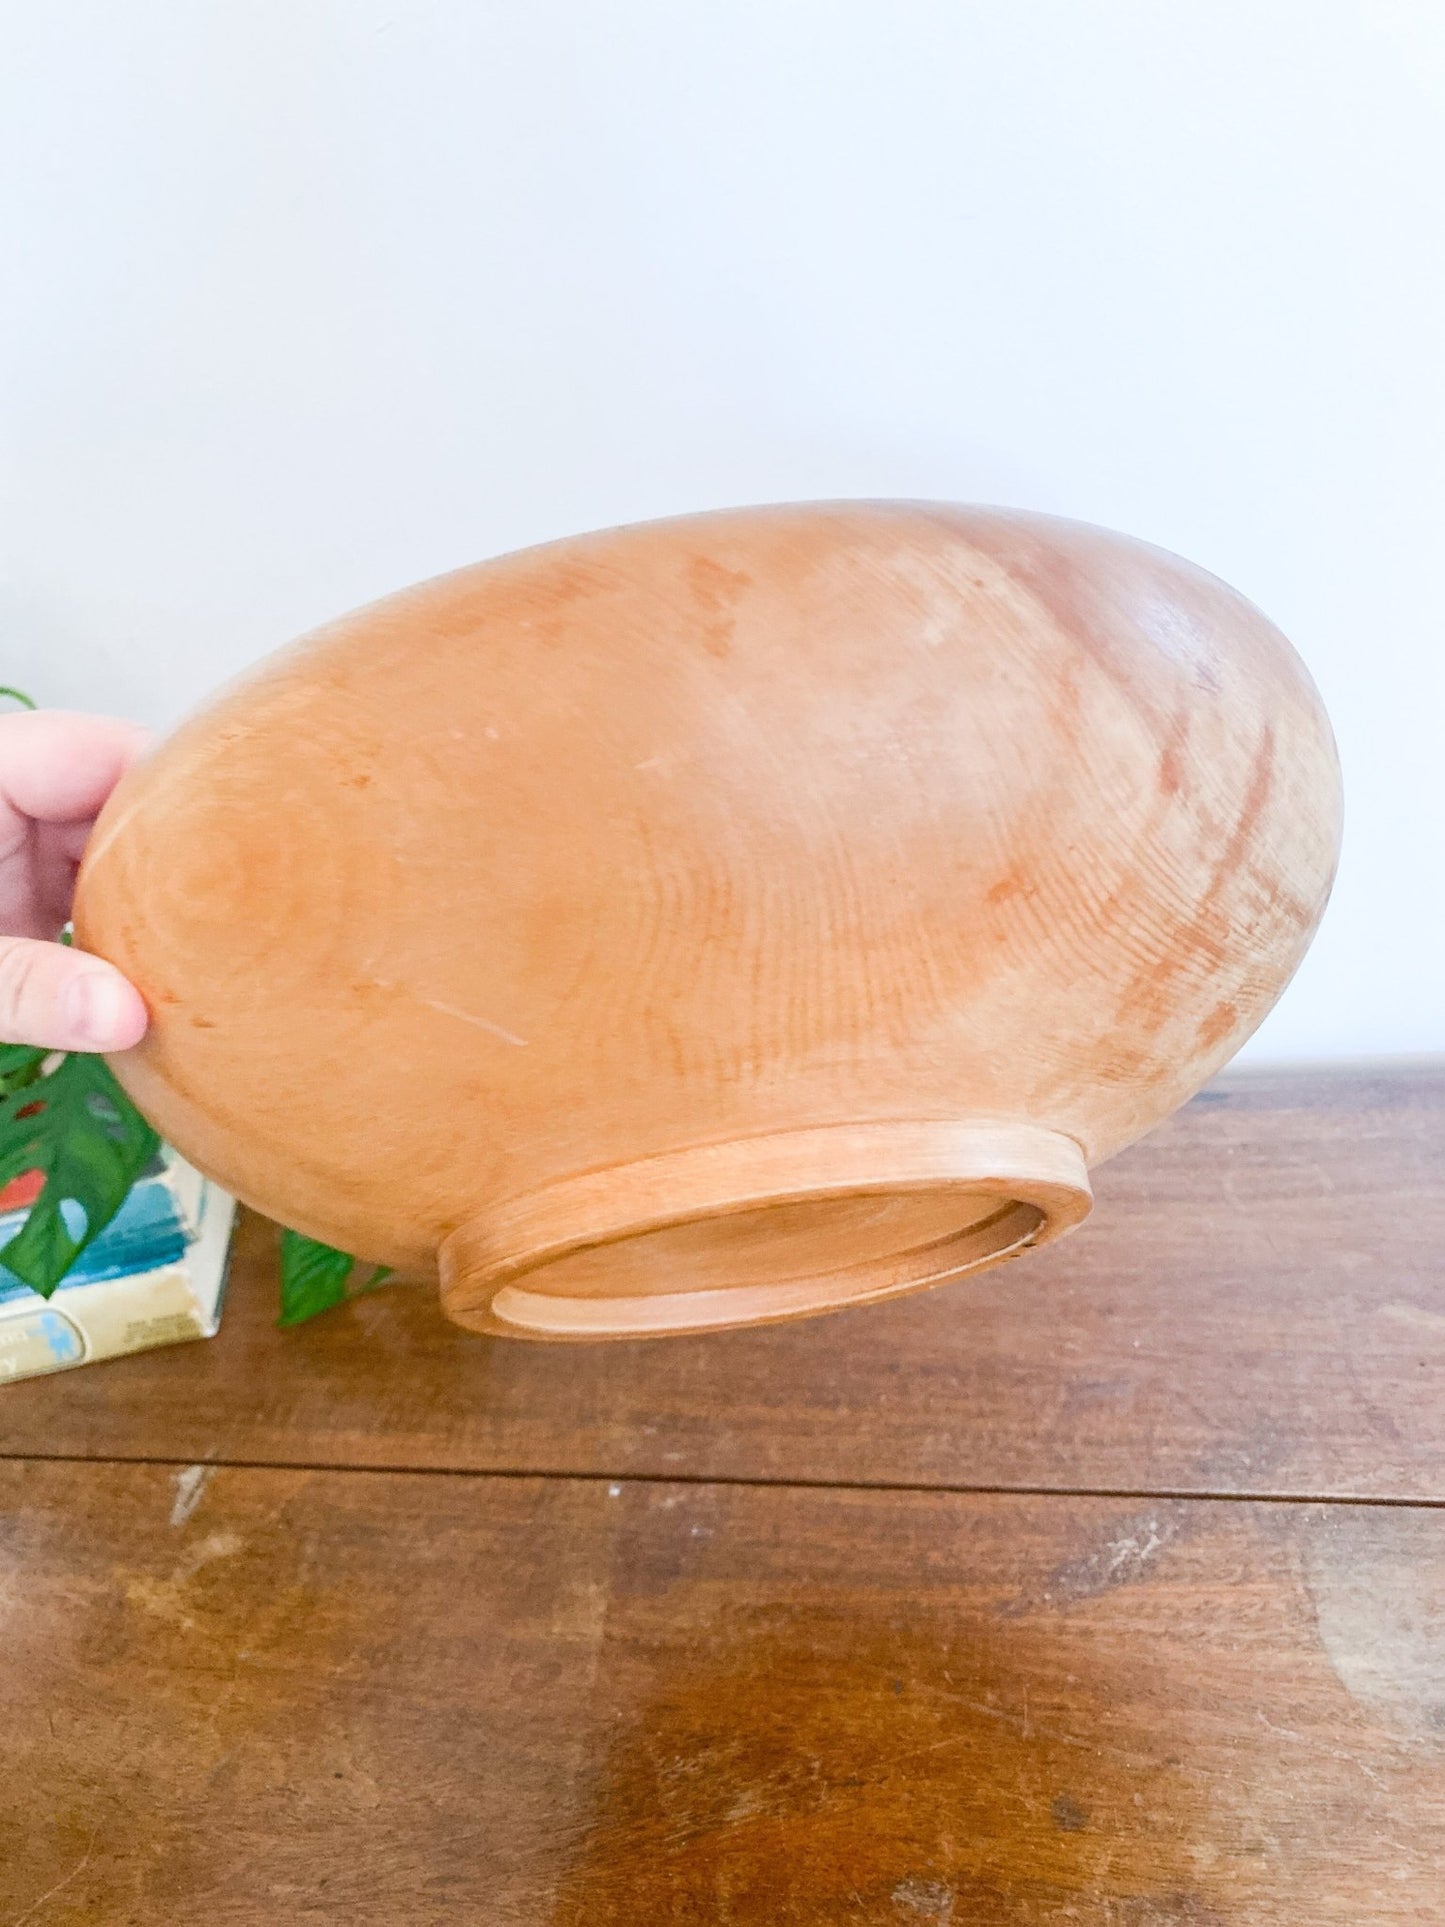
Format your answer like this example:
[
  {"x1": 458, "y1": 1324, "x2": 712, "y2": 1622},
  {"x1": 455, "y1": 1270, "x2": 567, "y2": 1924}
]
[{"x1": 74, "y1": 505, "x2": 1342, "y2": 1340}]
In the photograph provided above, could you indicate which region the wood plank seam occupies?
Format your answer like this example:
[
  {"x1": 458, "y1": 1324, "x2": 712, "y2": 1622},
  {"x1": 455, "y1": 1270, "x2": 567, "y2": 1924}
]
[{"x1": 7, "y1": 1447, "x2": 1445, "y2": 1511}]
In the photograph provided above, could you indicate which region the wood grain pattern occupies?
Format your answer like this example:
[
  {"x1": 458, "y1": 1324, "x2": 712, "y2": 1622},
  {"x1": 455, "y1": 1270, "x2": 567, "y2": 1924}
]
[
  {"x1": 2, "y1": 1062, "x2": 1441, "y2": 1500},
  {"x1": 3, "y1": 1459, "x2": 1443, "y2": 1925},
  {"x1": 75, "y1": 504, "x2": 1341, "y2": 1340},
  {"x1": 6, "y1": 1062, "x2": 1441, "y2": 1922}
]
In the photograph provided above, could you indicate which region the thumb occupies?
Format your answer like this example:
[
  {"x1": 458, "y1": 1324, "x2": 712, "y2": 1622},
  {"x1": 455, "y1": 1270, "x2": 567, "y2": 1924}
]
[{"x1": 0, "y1": 937, "x2": 148, "y2": 1052}]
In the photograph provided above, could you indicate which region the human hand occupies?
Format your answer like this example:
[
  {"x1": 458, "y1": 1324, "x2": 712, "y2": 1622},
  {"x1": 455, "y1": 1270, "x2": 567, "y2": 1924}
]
[{"x1": 0, "y1": 709, "x2": 151, "y2": 1051}]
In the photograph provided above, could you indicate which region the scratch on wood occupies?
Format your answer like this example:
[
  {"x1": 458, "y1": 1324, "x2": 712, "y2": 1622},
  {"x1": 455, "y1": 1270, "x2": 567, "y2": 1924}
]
[
  {"x1": 9, "y1": 1828, "x2": 97, "y2": 1926},
  {"x1": 416, "y1": 995, "x2": 529, "y2": 1047},
  {"x1": 170, "y1": 1464, "x2": 213, "y2": 1528},
  {"x1": 1005, "y1": 1508, "x2": 1182, "y2": 1615}
]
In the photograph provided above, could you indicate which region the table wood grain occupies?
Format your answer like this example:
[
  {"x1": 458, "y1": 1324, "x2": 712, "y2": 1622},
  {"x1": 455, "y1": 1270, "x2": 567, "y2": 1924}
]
[
  {"x1": 4, "y1": 1061, "x2": 1443, "y2": 1922},
  {"x1": 2, "y1": 1061, "x2": 1441, "y2": 1500},
  {"x1": 3, "y1": 1460, "x2": 1443, "y2": 1925}
]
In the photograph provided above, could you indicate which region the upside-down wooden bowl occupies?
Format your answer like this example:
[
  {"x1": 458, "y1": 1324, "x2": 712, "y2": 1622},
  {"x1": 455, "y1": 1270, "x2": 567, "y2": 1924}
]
[{"x1": 74, "y1": 505, "x2": 1342, "y2": 1340}]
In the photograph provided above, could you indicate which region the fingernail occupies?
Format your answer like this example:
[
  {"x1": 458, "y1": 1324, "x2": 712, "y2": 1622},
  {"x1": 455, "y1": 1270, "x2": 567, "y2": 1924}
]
[{"x1": 65, "y1": 971, "x2": 132, "y2": 1049}]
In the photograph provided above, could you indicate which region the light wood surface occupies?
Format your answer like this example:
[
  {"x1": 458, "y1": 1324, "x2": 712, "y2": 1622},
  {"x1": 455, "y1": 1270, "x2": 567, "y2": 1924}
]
[
  {"x1": 75, "y1": 505, "x2": 1341, "y2": 1338},
  {"x1": 3, "y1": 1060, "x2": 1442, "y2": 1922}
]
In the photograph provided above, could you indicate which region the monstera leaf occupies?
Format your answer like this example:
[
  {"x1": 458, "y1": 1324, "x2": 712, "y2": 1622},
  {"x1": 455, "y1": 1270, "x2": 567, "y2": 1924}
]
[{"x1": 0, "y1": 1044, "x2": 159, "y2": 1293}]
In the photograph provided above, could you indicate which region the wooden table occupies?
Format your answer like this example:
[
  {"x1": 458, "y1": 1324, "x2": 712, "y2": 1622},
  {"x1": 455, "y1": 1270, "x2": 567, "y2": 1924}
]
[{"x1": 2, "y1": 1061, "x2": 1442, "y2": 1923}]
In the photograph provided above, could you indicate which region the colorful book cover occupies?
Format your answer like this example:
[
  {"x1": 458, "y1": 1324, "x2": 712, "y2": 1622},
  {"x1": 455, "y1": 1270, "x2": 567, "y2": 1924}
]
[{"x1": 0, "y1": 1149, "x2": 235, "y2": 1384}]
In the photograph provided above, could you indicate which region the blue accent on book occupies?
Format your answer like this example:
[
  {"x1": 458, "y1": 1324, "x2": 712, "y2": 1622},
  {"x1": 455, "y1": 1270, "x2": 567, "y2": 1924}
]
[
  {"x1": 0, "y1": 1153, "x2": 194, "y2": 1305},
  {"x1": 31, "y1": 1309, "x2": 85, "y2": 1365}
]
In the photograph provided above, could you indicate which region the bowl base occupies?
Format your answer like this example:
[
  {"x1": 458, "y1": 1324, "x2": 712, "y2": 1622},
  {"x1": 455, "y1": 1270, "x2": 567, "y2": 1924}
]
[{"x1": 439, "y1": 1120, "x2": 1091, "y2": 1342}]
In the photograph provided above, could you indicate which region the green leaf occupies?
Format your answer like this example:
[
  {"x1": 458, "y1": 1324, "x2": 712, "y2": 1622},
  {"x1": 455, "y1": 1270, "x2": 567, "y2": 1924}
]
[
  {"x1": 0, "y1": 1054, "x2": 160, "y2": 1296},
  {"x1": 0, "y1": 1042, "x2": 48, "y2": 1097},
  {"x1": 277, "y1": 1231, "x2": 357, "y2": 1327},
  {"x1": 277, "y1": 1232, "x2": 394, "y2": 1327}
]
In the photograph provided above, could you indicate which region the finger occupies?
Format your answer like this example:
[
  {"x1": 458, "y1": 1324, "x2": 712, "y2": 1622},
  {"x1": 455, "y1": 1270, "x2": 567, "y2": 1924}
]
[
  {"x1": 0, "y1": 936, "x2": 148, "y2": 1051},
  {"x1": 0, "y1": 712, "x2": 152, "y2": 829},
  {"x1": 31, "y1": 821, "x2": 85, "y2": 936},
  {"x1": 42, "y1": 820, "x2": 100, "y2": 865}
]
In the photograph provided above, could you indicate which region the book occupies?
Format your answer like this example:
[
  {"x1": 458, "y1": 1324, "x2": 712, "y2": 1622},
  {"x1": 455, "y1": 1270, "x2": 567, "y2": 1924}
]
[{"x1": 0, "y1": 1148, "x2": 235, "y2": 1384}]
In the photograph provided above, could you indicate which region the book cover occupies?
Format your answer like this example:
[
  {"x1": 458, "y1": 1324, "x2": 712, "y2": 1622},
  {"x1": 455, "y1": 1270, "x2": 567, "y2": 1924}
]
[{"x1": 0, "y1": 1149, "x2": 235, "y2": 1384}]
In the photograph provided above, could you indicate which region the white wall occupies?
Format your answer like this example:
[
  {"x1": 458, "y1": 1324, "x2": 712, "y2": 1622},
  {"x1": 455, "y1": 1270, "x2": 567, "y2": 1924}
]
[{"x1": 3, "y1": 1, "x2": 1441, "y2": 1060}]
